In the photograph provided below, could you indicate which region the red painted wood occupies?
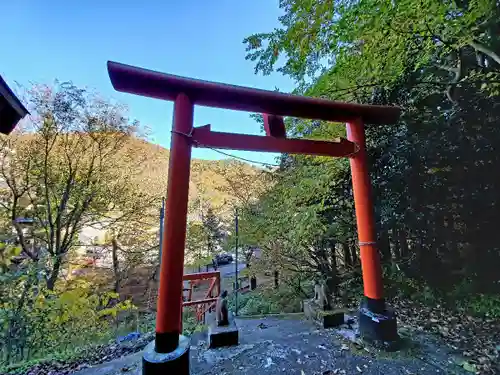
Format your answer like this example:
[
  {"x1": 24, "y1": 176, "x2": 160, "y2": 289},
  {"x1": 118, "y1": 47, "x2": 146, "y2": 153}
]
[
  {"x1": 263, "y1": 114, "x2": 286, "y2": 138},
  {"x1": 156, "y1": 94, "x2": 194, "y2": 340},
  {"x1": 107, "y1": 61, "x2": 400, "y2": 125},
  {"x1": 183, "y1": 271, "x2": 221, "y2": 281},
  {"x1": 183, "y1": 297, "x2": 218, "y2": 307},
  {"x1": 192, "y1": 125, "x2": 357, "y2": 157},
  {"x1": 347, "y1": 119, "x2": 384, "y2": 300}
]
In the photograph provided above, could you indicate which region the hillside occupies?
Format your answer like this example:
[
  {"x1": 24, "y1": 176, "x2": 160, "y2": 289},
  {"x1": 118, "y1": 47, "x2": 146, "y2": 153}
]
[
  {"x1": 7, "y1": 133, "x2": 267, "y2": 220},
  {"x1": 123, "y1": 137, "x2": 268, "y2": 220}
]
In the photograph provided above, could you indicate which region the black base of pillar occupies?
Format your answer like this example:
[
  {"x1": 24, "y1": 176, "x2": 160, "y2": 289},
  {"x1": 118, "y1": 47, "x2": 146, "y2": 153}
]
[
  {"x1": 142, "y1": 335, "x2": 190, "y2": 375},
  {"x1": 359, "y1": 298, "x2": 398, "y2": 346}
]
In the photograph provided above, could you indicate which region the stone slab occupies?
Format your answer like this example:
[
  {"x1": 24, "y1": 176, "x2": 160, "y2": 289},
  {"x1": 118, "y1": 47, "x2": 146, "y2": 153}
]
[
  {"x1": 208, "y1": 312, "x2": 239, "y2": 348},
  {"x1": 303, "y1": 299, "x2": 346, "y2": 328}
]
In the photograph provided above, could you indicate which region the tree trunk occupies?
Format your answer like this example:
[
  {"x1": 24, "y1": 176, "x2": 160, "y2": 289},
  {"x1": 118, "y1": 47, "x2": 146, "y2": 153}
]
[
  {"x1": 391, "y1": 229, "x2": 401, "y2": 261},
  {"x1": 47, "y1": 255, "x2": 62, "y2": 290},
  {"x1": 328, "y1": 239, "x2": 339, "y2": 297},
  {"x1": 398, "y1": 229, "x2": 409, "y2": 260},
  {"x1": 416, "y1": 234, "x2": 423, "y2": 266},
  {"x1": 379, "y1": 229, "x2": 391, "y2": 264},
  {"x1": 444, "y1": 215, "x2": 456, "y2": 256},
  {"x1": 250, "y1": 276, "x2": 257, "y2": 290},
  {"x1": 274, "y1": 270, "x2": 279, "y2": 289},
  {"x1": 341, "y1": 242, "x2": 352, "y2": 267},
  {"x1": 245, "y1": 248, "x2": 253, "y2": 269},
  {"x1": 350, "y1": 243, "x2": 359, "y2": 265},
  {"x1": 111, "y1": 237, "x2": 120, "y2": 292}
]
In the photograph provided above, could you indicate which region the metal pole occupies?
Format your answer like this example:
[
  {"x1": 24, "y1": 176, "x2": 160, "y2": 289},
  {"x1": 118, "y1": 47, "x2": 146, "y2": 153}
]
[
  {"x1": 234, "y1": 208, "x2": 239, "y2": 316},
  {"x1": 155, "y1": 93, "x2": 194, "y2": 353},
  {"x1": 159, "y1": 197, "x2": 165, "y2": 261},
  {"x1": 346, "y1": 118, "x2": 385, "y2": 313}
]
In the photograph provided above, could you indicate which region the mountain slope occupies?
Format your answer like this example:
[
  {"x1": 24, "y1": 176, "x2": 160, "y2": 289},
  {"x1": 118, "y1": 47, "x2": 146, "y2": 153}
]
[{"x1": 123, "y1": 137, "x2": 266, "y2": 219}]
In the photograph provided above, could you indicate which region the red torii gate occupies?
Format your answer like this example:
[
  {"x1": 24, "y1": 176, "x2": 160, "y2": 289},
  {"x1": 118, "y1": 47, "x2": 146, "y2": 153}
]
[{"x1": 107, "y1": 61, "x2": 400, "y2": 374}]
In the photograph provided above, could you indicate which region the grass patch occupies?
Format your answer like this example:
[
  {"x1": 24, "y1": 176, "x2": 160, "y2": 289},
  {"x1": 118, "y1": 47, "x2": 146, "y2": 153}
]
[{"x1": 229, "y1": 285, "x2": 303, "y2": 316}]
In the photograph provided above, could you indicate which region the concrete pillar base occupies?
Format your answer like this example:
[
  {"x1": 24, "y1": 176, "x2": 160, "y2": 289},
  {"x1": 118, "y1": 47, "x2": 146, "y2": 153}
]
[
  {"x1": 142, "y1": 335, "x2": 190, "y2": 375},
  {"x1": 359, "y1": 298, "x2": 398, "y2": 346}
]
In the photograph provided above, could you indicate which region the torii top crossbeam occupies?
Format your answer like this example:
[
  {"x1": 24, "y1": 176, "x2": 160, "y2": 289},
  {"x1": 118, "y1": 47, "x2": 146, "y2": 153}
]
[{"x1": 107, "y1": 61, "x2": 400, "y2": 125}]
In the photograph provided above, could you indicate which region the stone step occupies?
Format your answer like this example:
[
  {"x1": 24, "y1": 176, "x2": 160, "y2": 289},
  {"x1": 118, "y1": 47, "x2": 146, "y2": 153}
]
[{"x1": 207, "y1": 311, "x2": 239, "y2": 349}]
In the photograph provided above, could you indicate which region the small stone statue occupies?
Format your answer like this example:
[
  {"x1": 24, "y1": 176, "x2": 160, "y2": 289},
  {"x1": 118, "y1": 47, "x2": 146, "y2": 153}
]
[
  {"x1": 314, "y1": 279, "x2": 321, "y2": 300},
  {"x1": 314, "y1": 278, "x2": 331, "y2": 310},
  {"x1": 216, "y1": 290, "x2": 229, "y2": 326}
]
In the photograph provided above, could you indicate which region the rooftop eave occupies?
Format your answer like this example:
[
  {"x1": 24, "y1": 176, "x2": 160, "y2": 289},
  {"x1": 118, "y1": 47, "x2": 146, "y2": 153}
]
[{"x1": 0, "y1": 75, "x2": 29, "y2": 134}]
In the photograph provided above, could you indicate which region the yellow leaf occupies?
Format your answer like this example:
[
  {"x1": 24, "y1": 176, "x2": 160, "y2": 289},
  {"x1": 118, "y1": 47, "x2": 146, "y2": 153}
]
[{"x1": 108, "y1": 292, "x2": 119, "y2": 299}]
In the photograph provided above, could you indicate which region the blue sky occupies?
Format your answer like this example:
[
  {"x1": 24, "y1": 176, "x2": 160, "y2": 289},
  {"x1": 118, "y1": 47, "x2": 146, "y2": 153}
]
[{"x1": 1, "y1": 1, "x2": 293, "y2": 164}]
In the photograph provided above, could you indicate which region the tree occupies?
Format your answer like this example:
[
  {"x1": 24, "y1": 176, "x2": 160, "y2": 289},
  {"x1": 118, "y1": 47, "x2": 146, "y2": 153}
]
[
  {"x1": 243, "y1": 0, "x2": 500, "y2": 296},
  {"x1": 185, "y1": 221, "x2": 210, "y2": 271},
  {"x1": 0, "y1": 82, "x2": 145, "y2": 290},
  {"x1": 244, "y1": 0, "x2": 500, "y2": 101},
  {"x1": 98, "y1": 194, "x2": 159, "y2": 292},
  {"x1": 202, "y1": 207, "x2": 225, "y2": 259},
  {"x1": 211, "y1": 159, "x2": 270, "y2": 267},
  {"x1": 211, "y1": 160, "x2": 268, "y2": 206}
]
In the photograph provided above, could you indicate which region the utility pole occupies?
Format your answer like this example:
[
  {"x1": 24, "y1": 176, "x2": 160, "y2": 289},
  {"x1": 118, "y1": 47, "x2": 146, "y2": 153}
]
[
  {"x1": 200, "y1": 208, "x2": 209, "y2": 272},
  {"x1": 234, "y1": 207, "x2": 239, "y2": 316},
  {"x1": 154, "y1": 198, "x2": 165, "y2": 281},
  {"x1": 159, "y1": 198, "x2": 165, "y2": 261}
]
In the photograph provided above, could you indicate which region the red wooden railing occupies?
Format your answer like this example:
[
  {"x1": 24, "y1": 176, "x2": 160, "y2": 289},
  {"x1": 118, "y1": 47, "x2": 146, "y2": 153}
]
[{"x1": 182, "y1": 271, "x2": 220, "y2": 323}]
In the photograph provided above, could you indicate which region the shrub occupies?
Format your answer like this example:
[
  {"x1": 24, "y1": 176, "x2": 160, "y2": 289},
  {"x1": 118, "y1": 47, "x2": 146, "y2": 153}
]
[
  {"x1": 230, "y1": 285, "x2": 303, "y2": 316},
  {"x1": 0, "y1": 276, "x2": 136, "y2": 366},
  {"x1": 182, "y1": 307, "x2": 207, "y2": 335},
  {"x1": 456, "y1": 294, "x2": 500, "y2": 318},
  {"x1": 382, "y1": 266, "x2": 443, "y2": 304}
]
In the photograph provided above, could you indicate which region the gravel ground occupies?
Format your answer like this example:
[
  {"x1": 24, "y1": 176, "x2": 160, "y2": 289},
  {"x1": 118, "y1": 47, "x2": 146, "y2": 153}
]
[{"x1": 69, "y1": 314, "x2": 469, "y2": 375}]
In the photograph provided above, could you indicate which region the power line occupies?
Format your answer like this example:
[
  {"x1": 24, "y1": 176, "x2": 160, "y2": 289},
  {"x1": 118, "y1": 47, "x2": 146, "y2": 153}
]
[
  {"x1": 171, "y1": 130, "x2": 281, "y2": 167},
  {"x1": 205, "y1": 147, "x2": 280, "y2": 167}
]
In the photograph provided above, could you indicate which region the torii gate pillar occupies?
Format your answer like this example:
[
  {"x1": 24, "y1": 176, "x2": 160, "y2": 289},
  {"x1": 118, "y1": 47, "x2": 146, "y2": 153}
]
[
  {"x1": 347, "y1": 119, "x2": 397, "y2": 344},
  {"x1": 142, "y1": 94, "x2": 193, "y2": 374}
]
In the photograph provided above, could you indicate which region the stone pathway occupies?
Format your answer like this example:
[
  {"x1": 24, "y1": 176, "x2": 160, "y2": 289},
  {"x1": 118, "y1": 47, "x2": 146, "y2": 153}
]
[{"x1": 74, "y1": 314, "x2": 468, "y2": 375}]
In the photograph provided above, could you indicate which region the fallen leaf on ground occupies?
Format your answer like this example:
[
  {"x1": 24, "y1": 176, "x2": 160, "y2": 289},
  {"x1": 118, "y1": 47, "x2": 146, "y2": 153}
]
[{"x1": 461, "y1": 361, "x2": 477, "y2": 373}]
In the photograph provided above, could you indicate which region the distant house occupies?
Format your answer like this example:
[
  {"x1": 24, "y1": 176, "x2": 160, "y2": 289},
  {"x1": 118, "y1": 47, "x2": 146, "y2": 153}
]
[
  {"x1": 0, "y1": 75, "x2": 28, "y2": 134},
  {"x1": 74, "y1": 218, "x2": 161, "y2": 270}
]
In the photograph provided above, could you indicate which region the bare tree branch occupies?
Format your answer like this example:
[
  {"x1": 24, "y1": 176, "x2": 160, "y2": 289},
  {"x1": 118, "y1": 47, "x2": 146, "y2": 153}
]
[{"x1": 469, "y1": 40, "x2": 500, "y2": 66}]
